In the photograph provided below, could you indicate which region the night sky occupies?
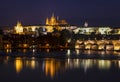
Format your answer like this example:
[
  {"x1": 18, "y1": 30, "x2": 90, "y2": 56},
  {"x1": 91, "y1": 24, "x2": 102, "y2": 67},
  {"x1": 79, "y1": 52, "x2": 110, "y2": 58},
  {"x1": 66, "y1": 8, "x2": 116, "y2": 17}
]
[{"x1": 0, "y1": 0, "x2": 120, "y2": 27}]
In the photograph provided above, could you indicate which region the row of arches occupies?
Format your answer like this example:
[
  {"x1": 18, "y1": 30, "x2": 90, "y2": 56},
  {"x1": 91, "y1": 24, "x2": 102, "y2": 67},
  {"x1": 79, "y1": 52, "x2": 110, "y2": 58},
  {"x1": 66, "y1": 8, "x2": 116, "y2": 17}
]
[{"x1": 75, "y1": 40, "x2": 120, "y2": 50}]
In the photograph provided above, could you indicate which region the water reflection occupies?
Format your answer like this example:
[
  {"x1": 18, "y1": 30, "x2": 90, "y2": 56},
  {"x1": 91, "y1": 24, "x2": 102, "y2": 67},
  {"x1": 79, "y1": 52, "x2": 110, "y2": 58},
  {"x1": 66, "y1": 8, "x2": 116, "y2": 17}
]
[
  {"x1": 1, "y1": 57, "x2": 120, "y2": 78},
  {"x1": 6, "y1": 49, "x2": 12, "y2": 53},
  {"x1": 74, "y1": 49, "x2": 119, "y2": 55},
  {"x1": 98, "y1": 60, "x2": 111, "y2": 69},
  {"x1": 14, "y1": 57, "x2": 38, "y2": 73},
  {"x1": 75, "y1": 49, "x2": 80, "y2": 55},
  {"x1": 14, "y1": 58, "x2": 23, "y2": 73},
  {"x1": 118, "y1": 61, "x2": 120, "y2": 68},
  {"x1": 43, "y1": 58, "x2": 61, "y2": 78},
  {"x1": 3, "y1": 49, "x2": 120, "y2": 57},
  {"x1": 46, "y1": 49, "x2": 50, "y2": 53},
  {"x1": 23, "y1": 49, "x2": 27, "y2": 53},
  {"x1": 67, "y1": 49, "x2": 71, "y2": 56}
]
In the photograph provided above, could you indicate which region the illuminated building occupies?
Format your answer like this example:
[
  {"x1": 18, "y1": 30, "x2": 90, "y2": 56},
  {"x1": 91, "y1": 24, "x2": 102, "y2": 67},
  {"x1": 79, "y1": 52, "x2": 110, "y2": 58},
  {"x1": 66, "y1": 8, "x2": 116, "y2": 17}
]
[
  {"x1": 46, "y1": 13, "x2": 67, "y2": 26},
  {"x1": 73, "y1": 27, "x2": 111, "y2": 35},
  {"x1": 45, "y1": 13, "x2": 68, "y2": 32},
  {"x1": 14, "y1": 22, "x2": 47, "y2": 35},
  {"x1": 14, "y1": 21, "x2": 23, "y2": 34},
  {"x1": 13, "y1": 14, "x2": 76, "y2": 34},
  {"x1": 14, "y1": 18, "x2": 68, "y2": 34},
  {"x1": 84, "y1": 22, "x2": 88, "y2": 27}
]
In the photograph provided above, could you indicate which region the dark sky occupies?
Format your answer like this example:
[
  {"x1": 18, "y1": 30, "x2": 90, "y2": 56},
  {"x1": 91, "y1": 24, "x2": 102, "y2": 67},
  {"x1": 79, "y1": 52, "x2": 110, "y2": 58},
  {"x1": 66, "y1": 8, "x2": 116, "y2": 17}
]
[{"x1": 0, "y1": 0, "x2": 120, "y2": 27}]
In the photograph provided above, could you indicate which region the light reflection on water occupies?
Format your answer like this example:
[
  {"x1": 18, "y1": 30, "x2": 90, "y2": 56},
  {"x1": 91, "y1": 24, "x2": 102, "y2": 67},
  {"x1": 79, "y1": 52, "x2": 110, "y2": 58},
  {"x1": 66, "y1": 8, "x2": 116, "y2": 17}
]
[
  {"x1": 3, "y1": 49, "x2": 120, "y2": 57},
  {"x1": 42, "y1": 58, "x2": 61, "y2": 78},
  {"x1": 1, "y1": 49, "x2": 120, "y2": 82},
  {"x1": 1, "y1": 56, "x2": 120, "y2": 78},
  {"x1": 14, "y1": 58, "x2": 23, "y2": 73}
]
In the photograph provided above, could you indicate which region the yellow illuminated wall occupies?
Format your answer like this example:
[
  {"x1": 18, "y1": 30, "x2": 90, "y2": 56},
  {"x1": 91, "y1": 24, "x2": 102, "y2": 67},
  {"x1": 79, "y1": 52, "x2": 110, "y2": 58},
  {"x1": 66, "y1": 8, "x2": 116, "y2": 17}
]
[
  {"x1": 14, "y1": 21, "x2": 23, "y2": 34},
  {"x1": 14, "y1": 14, "x2": 69, "y2": 33},
  {"x1": 46, "y1": 13, "x2": 57, "y2": 26},
  {"x1": 45, "y1": 13, "x2": 68, "y2": 32}
]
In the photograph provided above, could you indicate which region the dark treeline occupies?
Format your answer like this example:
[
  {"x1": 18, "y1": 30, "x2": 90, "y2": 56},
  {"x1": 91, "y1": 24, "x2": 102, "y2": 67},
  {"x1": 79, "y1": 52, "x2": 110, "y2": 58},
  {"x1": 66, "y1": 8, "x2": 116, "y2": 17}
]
[{"x1": 2, "y1": 29, "x2": 73, "y2": 49}]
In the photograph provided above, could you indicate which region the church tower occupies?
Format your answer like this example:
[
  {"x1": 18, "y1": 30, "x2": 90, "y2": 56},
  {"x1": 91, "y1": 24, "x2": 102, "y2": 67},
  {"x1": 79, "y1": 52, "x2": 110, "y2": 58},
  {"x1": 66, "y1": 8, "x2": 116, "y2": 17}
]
[
  {"x1": 50, "y1": 13, "x2": 57, "y2": 25},
  {"x1": 46, "y1": 13, "x2": 57, "y2": 26},
  {"x1": 46, "y1": 18, "x2": 49, "y2": 25},
  {"x1": 14, "y1": 21, "x2": 23, "y2": 34},
  {"x1": 84, "y1": 21, "x2": 88, "y2": 27}
]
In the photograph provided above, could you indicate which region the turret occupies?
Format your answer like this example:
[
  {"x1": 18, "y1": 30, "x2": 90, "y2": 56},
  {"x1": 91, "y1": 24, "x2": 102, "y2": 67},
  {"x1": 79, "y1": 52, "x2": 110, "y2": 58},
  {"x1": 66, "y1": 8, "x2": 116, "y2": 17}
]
[{"x1": 14, "y1": 21, "x2": 23, "y2": 34}]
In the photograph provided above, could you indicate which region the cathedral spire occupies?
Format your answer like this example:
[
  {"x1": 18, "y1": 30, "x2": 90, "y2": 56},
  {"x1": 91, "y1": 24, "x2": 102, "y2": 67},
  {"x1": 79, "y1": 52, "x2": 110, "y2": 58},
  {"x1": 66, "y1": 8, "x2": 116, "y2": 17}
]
[
  {"x1": 57, "y1": 16, "x2": 59, "y2": 21},
  {"x1": 52, "y1": 13, "x2": 55, "y2": 18},
  {"x1": 84, "y1": 21, "x2": 88, "y2": 27},
  {"x1": 46, "y1": 18, "x2": 49, "y2": 25},
  {"x1": 15, "y1": 21, "x2": 23, "y2": 34},
  {"x1": 17, "y1": 21, "x2": 22, "y2": 26}
]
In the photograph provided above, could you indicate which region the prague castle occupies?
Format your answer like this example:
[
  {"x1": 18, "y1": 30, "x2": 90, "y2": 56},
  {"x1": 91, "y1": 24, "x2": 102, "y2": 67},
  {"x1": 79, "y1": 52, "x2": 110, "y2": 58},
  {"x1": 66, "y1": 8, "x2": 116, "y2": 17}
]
[
  {"x1": 14, "y1": 21, "x2": 24, "y2": 34},
  {"x1": 45, "y1": 13, "x2": 68, "y2": 32},
  {"x1": 13, "y1": 13, "x2": 120, "y2": 36},
  {"x1": 14, "y1": 13, "x2": 70, "y2": 34},
  {"x1": 46, "y1": 13, "x2": 68, "y2": 26}
]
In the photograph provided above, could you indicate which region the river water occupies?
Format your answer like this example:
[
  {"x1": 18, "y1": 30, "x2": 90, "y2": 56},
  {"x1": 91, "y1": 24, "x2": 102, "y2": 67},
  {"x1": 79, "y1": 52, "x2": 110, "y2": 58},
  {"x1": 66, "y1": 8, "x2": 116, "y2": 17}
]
[{"x1": 0, "y1": 49, "x2": 120, "y2": 82}]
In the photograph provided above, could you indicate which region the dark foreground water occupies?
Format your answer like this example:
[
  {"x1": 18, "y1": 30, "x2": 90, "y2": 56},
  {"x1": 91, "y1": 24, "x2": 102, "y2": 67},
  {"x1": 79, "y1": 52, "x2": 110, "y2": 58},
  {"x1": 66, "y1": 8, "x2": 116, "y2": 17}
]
[{"x1": 0, "y1": 49, "x2": 120, "y2": 82}]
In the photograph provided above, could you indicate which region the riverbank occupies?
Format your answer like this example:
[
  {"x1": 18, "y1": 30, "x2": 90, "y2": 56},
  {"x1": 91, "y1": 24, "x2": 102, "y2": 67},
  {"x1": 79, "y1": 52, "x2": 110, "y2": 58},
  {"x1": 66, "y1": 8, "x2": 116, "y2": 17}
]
[{"x1": 0, "y1": 49, "x2": 120, "y2": 60}]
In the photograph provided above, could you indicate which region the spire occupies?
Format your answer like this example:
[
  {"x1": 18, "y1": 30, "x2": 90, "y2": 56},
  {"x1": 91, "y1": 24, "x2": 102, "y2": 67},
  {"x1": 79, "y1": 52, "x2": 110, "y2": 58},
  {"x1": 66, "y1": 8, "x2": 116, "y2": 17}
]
[
  {"x1": 57, "y1": 16, "x2": 59, "y2": 21},
  {"x1": 52, "y1": 13, "x2": 55, "y2": 18},
  {"x1": 17, "y1": 21, "x2": 22, "y2": 26},
  {"x1": 46, "y1": 18, "x2": 49, "y2": 25},
  {"x1": 84, "y1": 21, "x2": 88, "y2": 27},
  {"x1": 15, "y1": 21, "x2": 23, "y2": 34}
]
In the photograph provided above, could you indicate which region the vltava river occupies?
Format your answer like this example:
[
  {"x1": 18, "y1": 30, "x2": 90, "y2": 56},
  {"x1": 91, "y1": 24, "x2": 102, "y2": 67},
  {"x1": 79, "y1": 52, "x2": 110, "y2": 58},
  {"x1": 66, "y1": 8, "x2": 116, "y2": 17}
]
[{"x1": 0, "y1": 49, "x2": 120, "y2": 82}]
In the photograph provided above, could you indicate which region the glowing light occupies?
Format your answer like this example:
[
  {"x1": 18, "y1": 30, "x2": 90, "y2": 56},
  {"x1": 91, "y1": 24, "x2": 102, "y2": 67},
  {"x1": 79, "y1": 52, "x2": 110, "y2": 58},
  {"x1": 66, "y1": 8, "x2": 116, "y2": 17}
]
[
  {"x1": 31, "y1": 60, "x2": 36, "y2": 69},
  {"x1": 75, "y1": 49, "x2": 80, "y2": 55},
  {"x1": 14, "y1": 58, "x2": 23, "y2": 73},
  {"x1": 76, "y1": 40, "x2": 83, "y2": 44},
  {"x1": 45, "y1": 44, "x2": 50, "y2": 48},
  {"x1": 23, "y1": 49, "x2": 27, "y2": 53},
  {"x1": 91, "y1": 45, "x2": 97, "y2": 50},
  {"x1": 98, "y1": 45, "x2": 105, "y2": 50},
  {"x1": 106, "y1": 45, "x2": 114, "y2": 50},
  {"x1": 46, "y1": 49, "x2": 50, "y2": 53},
  {"x1": 118, "y1": 61, "x2": 120, "y2": 69},
  {"x1": 68, "y1": 39, "x2": 71, "y2": 43},
  {"x1": 67, "y1": 49, "x2": 71, "y2": 56},
  {"x1": 5, "y1": 44, "x2": 11, "y2": 49},
  {"x1": 43, "y1": 59, "x2": 60, "y2": 78},
  {"x1": 14, "y1": 21, "x2": 23, "y2": 34},
  {"x1": 74, "y1": 59, "x2": 80, "y2": 67},
  {"x1": 99, "y1": 51, "x2": 106, "y2": 55},
  {"x1": 84, "y1": 22, "x2": 88, "y2": 27},
  {"x1": 4, "y1": 56, "x2": 10, "y2": 64},
  {"x1": 23, "y1": 44, "x2": 28, "y2": 48},
  {"x1": 45, "y1": 13, "x2": 67, "y2": 32},
  {"x1": 82, "y1": 59, "x2": 93, "y2": 73},
  {"x1": 6, "y1": 49, "x2": 11, "y2": 53},
  {"x1": 85, "y1": 44, "x2": 91, "y2": 50},
  {"x1": 114, "y1": 45, "x2": 120, "y2": 50},
  {"x1": 67, "y1": 58, "x2": 70, "y2": 64},
  {"x1": 98, "y1": 60, "x2": 111, "y2": 69},
  {"x1": 113, "y1": 51, "x2": 120, "y2": 55},
  {"x1": 84, "y1": 40, "x2": 95, "y2": 45},
  {"x1": 32, "y1": 49, "x2": 35, "y2": 53},
  {"x1": 75, "y1": 44, "x2": 79, "y2": 49}
]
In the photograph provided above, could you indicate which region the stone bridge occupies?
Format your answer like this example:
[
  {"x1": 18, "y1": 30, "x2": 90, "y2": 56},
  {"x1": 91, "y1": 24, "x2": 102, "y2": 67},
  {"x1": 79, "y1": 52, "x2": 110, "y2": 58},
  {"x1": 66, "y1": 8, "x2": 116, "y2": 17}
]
[{"x1": 75, "y1": 40, "x2": 120, "y2": 50}]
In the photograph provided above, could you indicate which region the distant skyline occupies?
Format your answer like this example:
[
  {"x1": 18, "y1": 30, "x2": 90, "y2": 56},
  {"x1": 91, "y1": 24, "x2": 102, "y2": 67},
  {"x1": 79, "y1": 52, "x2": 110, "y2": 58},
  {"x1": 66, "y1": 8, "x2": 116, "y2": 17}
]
[{"x1": 0, "y1": 0, "x2": 120, "y2": 27}]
